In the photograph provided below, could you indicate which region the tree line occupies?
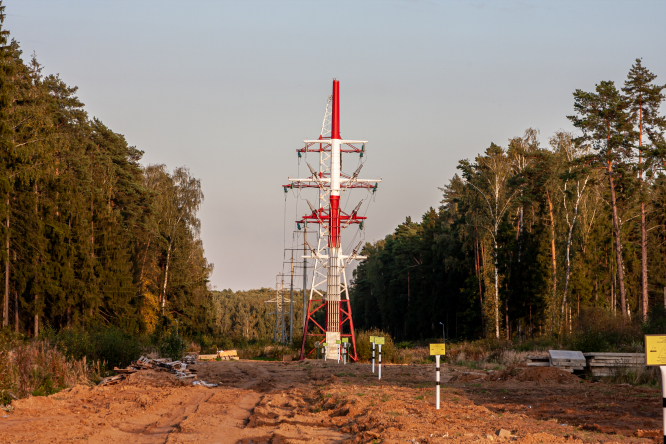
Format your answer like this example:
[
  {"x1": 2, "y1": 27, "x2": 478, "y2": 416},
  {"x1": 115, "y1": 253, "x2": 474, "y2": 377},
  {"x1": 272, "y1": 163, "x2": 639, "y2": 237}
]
[
  {"x1": 350, "y1": 59, "x2": 666, "y2": 342},
  {"x1": 0, "y1": 3, "x2": 215, "y2": 337}
]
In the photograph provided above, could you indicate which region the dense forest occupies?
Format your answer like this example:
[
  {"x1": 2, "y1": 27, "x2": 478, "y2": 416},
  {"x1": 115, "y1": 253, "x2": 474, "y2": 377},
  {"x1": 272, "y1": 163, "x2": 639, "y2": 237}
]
[
  {"x1": 350, "y1": 60, "x2": 666, "y2": 342},
  {"x1": 211, "y1": 288, "x2": 303, "y2": 343},
  {"x1": 0, "y1": 5, "x2": 215, "y2": 337}
]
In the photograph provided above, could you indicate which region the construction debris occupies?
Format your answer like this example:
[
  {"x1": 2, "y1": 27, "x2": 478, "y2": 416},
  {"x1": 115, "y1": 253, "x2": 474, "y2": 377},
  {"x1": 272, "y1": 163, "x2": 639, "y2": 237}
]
[
  {"x1": 526, "y1": 351, "x2": 647, "y2": 377},
  {"x1": 549, "y1": 350, "x2": 586, "y2": 373},
  {"x1": 584, "y1": 352, "x2": 646, "y2": 377},
  {"x1": 198, "y1": 349, "x2": 239, "y2": 361},
  {"x1": 98, "y1": 355, "x2": 215, "y2": 387}
]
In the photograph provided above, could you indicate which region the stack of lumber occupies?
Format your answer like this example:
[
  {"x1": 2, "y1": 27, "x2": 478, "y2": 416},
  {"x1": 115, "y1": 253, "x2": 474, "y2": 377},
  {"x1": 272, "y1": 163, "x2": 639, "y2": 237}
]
[
  {"x1": 526, "y1": 356, "x2": 549, "y2": 367},
  {"x1": 548, "y1": 350, "x2": 586, "y2": 373},
  {"x1": 583, "y1": 352, "x2": 646, "y2": 377},
  {"x1": 198, "y1": 349, "x2": 239, "y2": 361},
  {"x1": 218, "y1": 349, "x2": 239, "y2": 361},
  {"x1": 98, "y1": 355, "x2": 199, "y2": 386},
  {"x1": 183, "y1": 354, "x2": 198, "y2": 364}
]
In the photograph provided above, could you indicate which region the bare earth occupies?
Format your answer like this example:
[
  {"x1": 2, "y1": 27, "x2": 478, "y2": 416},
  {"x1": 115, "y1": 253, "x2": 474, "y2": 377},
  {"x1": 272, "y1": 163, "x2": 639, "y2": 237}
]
[{"x1": 0, "y1": 359, "x2": 661, "y2": 443}]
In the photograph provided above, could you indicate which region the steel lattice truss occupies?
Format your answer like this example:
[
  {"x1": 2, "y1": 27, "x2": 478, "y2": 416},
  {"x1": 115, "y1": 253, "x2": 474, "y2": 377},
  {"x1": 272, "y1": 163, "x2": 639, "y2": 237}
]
[
  {"x1": 282, "y1": 81, "x2": 381, "y2": 361},
  {"x1": 265, "y1": 273, "x2": 292, "y2": 344}
]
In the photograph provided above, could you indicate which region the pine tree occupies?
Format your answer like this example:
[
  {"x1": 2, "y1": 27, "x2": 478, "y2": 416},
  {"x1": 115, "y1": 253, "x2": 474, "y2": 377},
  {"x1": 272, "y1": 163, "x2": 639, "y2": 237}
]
[
  {"x1": 0, "y1": 1, "x2": 14, "y2": 327},
  {"x1": 623, "y1": 59, "x2": 666, "y2": 321},
  {"x1": 568, "y1": 81, "x2": 635, "y2": 317}
]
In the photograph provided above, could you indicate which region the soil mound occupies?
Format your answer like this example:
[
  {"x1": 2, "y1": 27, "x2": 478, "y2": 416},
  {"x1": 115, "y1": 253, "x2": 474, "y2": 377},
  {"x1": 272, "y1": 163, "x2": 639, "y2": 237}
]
[
  {"x1": 491, "y1": 365, "x2": 581, "y2": 384},
  {"x1": 124, "y1": 369, "x2": 187, "y2": 387}
]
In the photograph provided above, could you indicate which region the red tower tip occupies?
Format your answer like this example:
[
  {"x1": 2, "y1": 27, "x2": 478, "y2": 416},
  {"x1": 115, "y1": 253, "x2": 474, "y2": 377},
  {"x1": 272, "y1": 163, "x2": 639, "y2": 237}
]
[{"x1": 331, "y1": 80, "x2": 341, "y2": 139}]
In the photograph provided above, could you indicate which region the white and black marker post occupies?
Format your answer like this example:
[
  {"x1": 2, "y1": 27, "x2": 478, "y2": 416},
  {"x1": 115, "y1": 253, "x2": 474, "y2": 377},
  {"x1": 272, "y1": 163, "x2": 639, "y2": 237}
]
[
  {"x1": 370, "y1": 336, "x2": 376, "y2": 373},
  {"x1": 342, "y1": 338, "x2": 349, "y2": 365},
  {"x1": 336, "y1": 340, "x2": 341, "y2": 364},
  {"x1": 645, "y1": 335, "x2": 666, "y2": 443},
  {"x1": 659, "y1": 365, "x2": 666, "y2": 444},
  {"x1": 429, "y1": 343, "x2": 446, "y2": 410},
  {"x1": 375, "y1": 336, "x2": 385, "y2": 380},
  {"x1": 322, "y1": 342, "x2": 327, "y2": 361}
]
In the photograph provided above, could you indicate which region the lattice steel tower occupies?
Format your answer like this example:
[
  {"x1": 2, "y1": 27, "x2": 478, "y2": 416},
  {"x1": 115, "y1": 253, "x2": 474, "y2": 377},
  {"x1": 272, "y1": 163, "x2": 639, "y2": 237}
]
[{"x1": 283, "y1": 80, "x2": 381, "y2": 361}]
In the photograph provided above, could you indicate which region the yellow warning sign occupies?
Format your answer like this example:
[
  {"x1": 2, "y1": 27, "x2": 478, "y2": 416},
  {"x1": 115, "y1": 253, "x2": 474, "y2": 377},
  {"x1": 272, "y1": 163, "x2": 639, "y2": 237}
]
[
  {"x1": 336, "y1": 340, "x2": 341, "y2": 344},
  {"x1": 429, "y1": 343, "x2": 446, "y2": 356},
  {"x1": 374, "y1": 337, "x2": 385, "y2": 345},
  {"x1": 341, "y1": 338, "x2": 349, "y2": 343},
  {"x1": 369, "y1": 336, "x2": 375, "y2": 343},
  {"x1": 645, "y1": 335, "x2": 666, "y2": 366}
]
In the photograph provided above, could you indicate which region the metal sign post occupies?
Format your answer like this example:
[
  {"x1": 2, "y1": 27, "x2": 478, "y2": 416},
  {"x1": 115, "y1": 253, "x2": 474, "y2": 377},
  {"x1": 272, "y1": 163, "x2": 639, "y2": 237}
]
[
  {"x1": 336, "y1": 340, "x2": 341, "y2": 364},
  {"x1": 322, "y1": 342, "x2": 327, "y2": 361},
  {"x1": 370, "y1": 336, "x2": 376, "y2": 373},
  {"x1": 645, "y1": 334, "x2": 666, "y2": 442},
  {"x1": 430, "y1": 343, "x2": 446, "y2": 410},
  {"x1": 342, "y1": 338, "x2": 349, "y2": 365},
  {"x1": 375, "y1": 337, "x2": 385, "y2": 380}
]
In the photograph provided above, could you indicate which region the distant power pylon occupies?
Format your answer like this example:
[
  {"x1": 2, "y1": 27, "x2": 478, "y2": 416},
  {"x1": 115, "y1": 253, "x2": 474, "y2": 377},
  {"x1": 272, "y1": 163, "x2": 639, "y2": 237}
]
[{"x1": 265, "y1": 273, "x2": 291, "y2": 343}]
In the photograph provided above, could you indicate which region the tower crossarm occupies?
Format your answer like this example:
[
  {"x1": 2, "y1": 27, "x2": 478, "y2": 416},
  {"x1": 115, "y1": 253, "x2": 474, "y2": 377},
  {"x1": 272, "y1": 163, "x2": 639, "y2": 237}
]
[
  {"x1": 297, "y1": 142, "x2": 366, "y2": 154},
  {"x1": 297, "y1": 208, "x2": 367, "y2": 226},
  {"x1": 285, "y1": 178, "x2": 380, "y2": 190}
]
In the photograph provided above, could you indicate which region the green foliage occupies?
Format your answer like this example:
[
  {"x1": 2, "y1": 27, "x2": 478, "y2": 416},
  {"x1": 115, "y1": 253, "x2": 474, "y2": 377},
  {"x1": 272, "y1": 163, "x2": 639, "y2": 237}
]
[
  {"x1": 0, "y1": 2, "x2": 214, "y2": 340},
  {"x1": 355, "y1": 329, "x2": 395, "y2": 363},
  {"x1": 159, "y1": 328, "x2": 187, "y2": 361},
  {"x1": 351, "y1": 59, "x2": 666, "y2": 344},
  {"x1": 642, "y1": 305, "x2": 666, "y2": 335},
  {"x1": 50, "y1": 327, "x2": 144, "y2": 369},
  {"x1": 567, "y1": 308, "x2": 642, "y2": 352}
]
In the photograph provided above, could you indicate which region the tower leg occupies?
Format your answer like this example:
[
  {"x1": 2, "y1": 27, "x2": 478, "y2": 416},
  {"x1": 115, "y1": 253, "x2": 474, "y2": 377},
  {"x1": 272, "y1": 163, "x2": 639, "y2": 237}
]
[
  {"x1": 345, "y1": 299, "x2": 359, "y2": 361},
  {"x1": 299, "y1": 298, "x2": 313, "y2": 360}
]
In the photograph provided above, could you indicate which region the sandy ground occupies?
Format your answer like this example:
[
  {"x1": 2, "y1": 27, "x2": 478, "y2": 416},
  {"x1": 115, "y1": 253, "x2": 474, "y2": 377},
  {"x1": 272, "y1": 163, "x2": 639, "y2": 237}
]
[{"x1": 0, "y1": 359, "x2": 662, "y2": 443}]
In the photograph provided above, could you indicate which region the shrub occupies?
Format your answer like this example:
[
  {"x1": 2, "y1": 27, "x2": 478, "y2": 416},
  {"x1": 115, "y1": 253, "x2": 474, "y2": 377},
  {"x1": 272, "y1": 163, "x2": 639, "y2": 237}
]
[
  {"x1": 94, "y1": 328, "x2": 144, "y2": 368},
  {"x1": 0, "y1": 338, "x2": 99, "y2": 404},
  {"x1": 643, "y1": 305, "x2": 666, "y2": 335},
  {"x1": 159, "y1": 328, "x2": 187, "y2": 361},
  {"x1": 567, "y1": 308, "x2": 642, "y2": 352},
  {"x1": 355, "y1": 329, "x2": 395, "y2": 363},
  {"x1": 53, "y1": 327, "x2": 144, "y2": 369}
]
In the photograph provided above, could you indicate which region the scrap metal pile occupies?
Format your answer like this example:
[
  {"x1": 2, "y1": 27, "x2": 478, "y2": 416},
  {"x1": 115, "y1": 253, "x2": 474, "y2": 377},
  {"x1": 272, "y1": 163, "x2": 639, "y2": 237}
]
[{"x1": 98, "y1": 355, "x2": 216, "y2": 387}]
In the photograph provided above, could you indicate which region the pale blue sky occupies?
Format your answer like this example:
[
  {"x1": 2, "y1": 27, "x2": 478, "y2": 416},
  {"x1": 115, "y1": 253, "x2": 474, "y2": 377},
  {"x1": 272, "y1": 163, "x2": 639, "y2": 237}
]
[{"x1": 7, "y1": 0, "x2": 666, "y2": 290}]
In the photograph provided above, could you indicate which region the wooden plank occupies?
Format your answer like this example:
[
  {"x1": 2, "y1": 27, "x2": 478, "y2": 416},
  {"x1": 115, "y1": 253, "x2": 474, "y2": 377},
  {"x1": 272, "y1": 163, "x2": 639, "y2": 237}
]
[
  {"x1": 218, "y1": 350, "x2": 238, "y2": 357},
  {"x1": 584, "y1": 353, "x2": 645, "y2": 357}
]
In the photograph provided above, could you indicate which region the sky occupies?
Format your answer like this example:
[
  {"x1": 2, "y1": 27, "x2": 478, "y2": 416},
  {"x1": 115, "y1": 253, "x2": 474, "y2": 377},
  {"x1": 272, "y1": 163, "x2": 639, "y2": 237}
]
[{"x1": 6, "y1": 0, "x2": 666, "y2": 291}]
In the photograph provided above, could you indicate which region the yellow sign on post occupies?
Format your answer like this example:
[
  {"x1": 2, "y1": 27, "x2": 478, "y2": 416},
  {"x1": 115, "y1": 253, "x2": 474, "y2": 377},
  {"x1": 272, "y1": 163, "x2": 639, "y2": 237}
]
[
  {"x1": 645, "y1": 335, "x2": 666, "y2": 366},
  {"x1": 429, "y1": 343, "x2": 446, "y2": 356},
  {"x1": 342, "y1": 338, "x2": 349, "y2": 343},
  {"x1": 370, "y1": 336, "x2": 375, "y2": 343},
  {"x1": 375, "y1": 337, "x2": 385, "y2": 345}
]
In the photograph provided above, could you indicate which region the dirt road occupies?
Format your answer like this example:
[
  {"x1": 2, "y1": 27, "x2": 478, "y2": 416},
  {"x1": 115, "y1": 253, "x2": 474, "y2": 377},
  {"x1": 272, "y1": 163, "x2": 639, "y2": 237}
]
[{"x1": 0, "y1": 359, "x2": 661, "y2": 443}]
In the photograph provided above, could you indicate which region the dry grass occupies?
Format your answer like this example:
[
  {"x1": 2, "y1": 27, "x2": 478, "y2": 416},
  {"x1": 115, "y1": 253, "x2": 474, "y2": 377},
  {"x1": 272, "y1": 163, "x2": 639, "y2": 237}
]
[
  {"x1": 0, "y1": 339, "x2": 100, "y2": 404},
  {"x1": 603, "y1": 365, "x2": 659, "y2": 386},
  {"x1": 393, "y1": 346, "x2": 430, "y2": 364}
]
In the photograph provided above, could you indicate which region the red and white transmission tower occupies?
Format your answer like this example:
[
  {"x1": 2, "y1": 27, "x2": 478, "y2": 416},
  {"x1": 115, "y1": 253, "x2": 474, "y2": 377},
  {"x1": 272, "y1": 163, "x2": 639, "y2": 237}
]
[{"x1": 284, "y1": 80, "x2": 381, "y2": 361}]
